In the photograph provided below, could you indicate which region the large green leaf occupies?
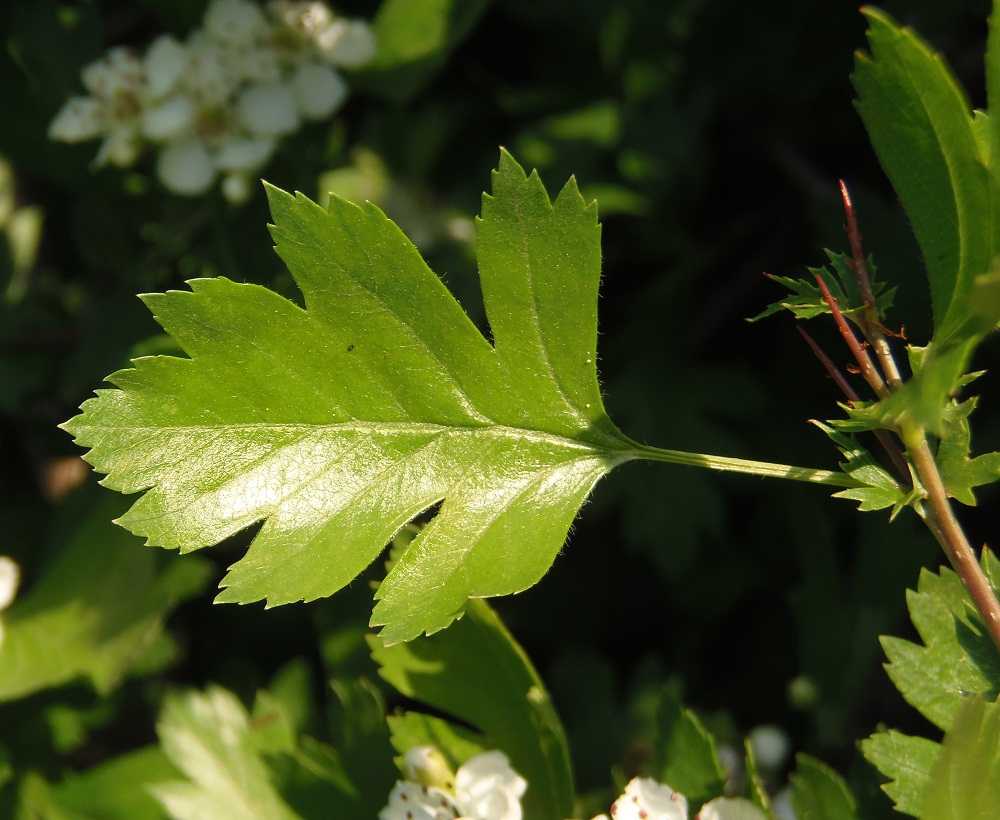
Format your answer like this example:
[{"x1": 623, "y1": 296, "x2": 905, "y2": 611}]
[
  {"x1": 853, "y1": 8, "x2": 991, "y2": 346},
  {"x1": 852, "y1": 8, "x2": 997, "y2": 432},
  {"x1": 62, "y1": 151, "x2": 637, "y2": 644},
  {"x1": 371, "y1": 598, "x2": 575, "y2": 820},
  {"x1": 0, "y1": 489, "x2": 210, "y2": 701}
]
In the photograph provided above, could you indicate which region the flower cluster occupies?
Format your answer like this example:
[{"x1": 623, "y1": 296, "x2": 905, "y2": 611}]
[
  {"x1": 379, "y1": 747, "x2": 528, "y2": 820},
  {"x1": 596, "y1": 778, "x2": 770, "y2": 820},
  {"x1": 48, "y1": 0, "x2": 375, "y2": 202}
]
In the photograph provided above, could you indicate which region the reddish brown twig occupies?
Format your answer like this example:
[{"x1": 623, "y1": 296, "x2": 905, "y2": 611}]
[{"x1": 814, "y1": 274, "x2": 890, "y2": 399}]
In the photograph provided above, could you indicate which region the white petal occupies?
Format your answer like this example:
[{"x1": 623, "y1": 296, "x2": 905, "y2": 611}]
[
  {"x1": 213, "y1": 137, "x2": 275, "y2": 171},
  {"x1": 269, "y1": 1, "x2": 333, "y2": 34},
  {"x1": 142, "y1": 96, "x2": 196, "y2": 141},
  {"x1": 237, "y1": 82, "x2": 300, "y2": 136},
  {"x1": 697, "y1": 797, "x2": 769, "y2": 820},
  {"x1": 455, "y1": 751, "x2": 527, "y2": 800},
  {"x1": 317, "y1": 19, "x2": 376, "y2": 68},
  {"x1": 49, "y1": 97, "x2": 106, "y2": 142},
  {"x1": 0, "y1": 556, "x2": 21, "y2": 612},
  {"x1": 144, "y1": 35, "x2": 188, "y2": 99},
  {"x1": 157, "y1": 139, "x2": 216, "y2": 195},
  {"x1": 204, "y1": 0, "x2": 268, "y2": 47},
  {"x1": 289, "y1": 62, "x2": 347, "y2": 120}
]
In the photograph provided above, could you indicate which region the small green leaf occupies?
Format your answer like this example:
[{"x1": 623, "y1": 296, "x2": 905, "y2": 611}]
[
  {"x1": 812, "y1": 422, "x2": 913, "y2": 513},
  {"x1": 859, "y1": 729, "x2": 939, "y2": 817},
  {"x1": 151, "y1": 687, "x2": 301, "y2": 820},
  {"x1": 935, "y1": 398, "x2": 1000, "y2": 504},
  {"x1": 882, "y1": 553, "x2": 1000, "y2": 731},
  {"x1": 749, "y1": 251, "x2": 893, "y2": 324},
  {"x1": 652, "y1": 689, "x2": 726, "y2": 807},
  {"x1": 788, "y1": 754, "x2": 859, "y2": 820},
  {"x1": 371, "y1": 598, "x2": 574, "y2": 820},
  {"x1": 921, "y1": 695, "x2": 1000, "y2": 819},
  {"x1": 62, "y1": 151, "x2": 637, "y2": 644}
]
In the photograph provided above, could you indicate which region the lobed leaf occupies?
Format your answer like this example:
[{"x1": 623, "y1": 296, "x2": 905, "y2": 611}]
[
  {"x1": 859, "y1": 730, "x2": 939, "y2": 817},
  {"x1": 881, "y1": 552, "x2": 1000, "y2": 731},
  {"x1": 62, "y1": 151, "x2": 637, "y2": 644},
  {"x1": 652, "y1": 689, "x2": 727, "y2": 808}
]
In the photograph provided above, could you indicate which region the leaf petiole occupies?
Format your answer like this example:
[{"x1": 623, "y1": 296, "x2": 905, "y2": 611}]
[{"x1": 628, "y1": 443, "x2": 861, "y2": 488}]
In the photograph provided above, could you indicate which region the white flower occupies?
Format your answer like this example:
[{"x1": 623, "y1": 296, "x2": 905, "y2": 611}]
[
  {"x1": 289, "y1": 61, "x2": 346, "y2": 119},
  {"x1": 454, "y1": 751, "x2": 527, "y2": 820},
  {"x1": 204, "y1": 0, "x2": 268, "y2": 47},
  {"x1": 0, "y1": 557, "x2": 20, "y2": 612},
  {"x1": 48, "y1": 97, "x2": 106, "y2": 142},
  {"x1": 232, "y1": 46, "x2": 283, "y2": 83},
  {"x1": 315, "y1": 18, "x2": 377, "y2": 67},
  {"x1": 268, "y1": 1, "x2": 334, "y2": 36},
  {"x1": 237, "y1": 82, "x2": 300, "y2": 136},
  {"x1": 144, "y1": 35, "x2": 188, "y2": 99},
  {"x1": 747, "y1": 725, "x2": 790, "y2": 772},
  {"x1": 610, "y1": 778, "x2": 687, "y2": 820},
  {"x1": 379, "y1": 780, "x2": 460, "y2": 820},
  {"x1": 141, "y1": 95, "x2": 196, "y2": 141},
  {"x1": 696, "y1": 797, "x2": 768, "y2": 820},
  {"x1": 157, "y1": 138, "x2": 216, "y2": 194}
]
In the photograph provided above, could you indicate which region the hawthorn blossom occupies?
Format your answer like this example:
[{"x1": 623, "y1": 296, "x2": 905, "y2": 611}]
[
  {"x1": 48, "y1": 0, "x2": 376, "y2": 202},
  {"x1": 380, "y1": 748, "x2": 526, "y2": 820}
]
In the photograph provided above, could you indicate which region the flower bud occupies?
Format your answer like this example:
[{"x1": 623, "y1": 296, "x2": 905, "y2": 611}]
[
  {"x1": 747, "y1": 725, "x2": 790, "y2": 772},
  {"x1": 404, "y1": 746, "x2": 454, "y2": 789}
]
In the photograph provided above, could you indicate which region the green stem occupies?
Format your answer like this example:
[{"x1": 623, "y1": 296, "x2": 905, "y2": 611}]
[{"x1": 628, "y1": 443, "x2": 860, "y2": 488}]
